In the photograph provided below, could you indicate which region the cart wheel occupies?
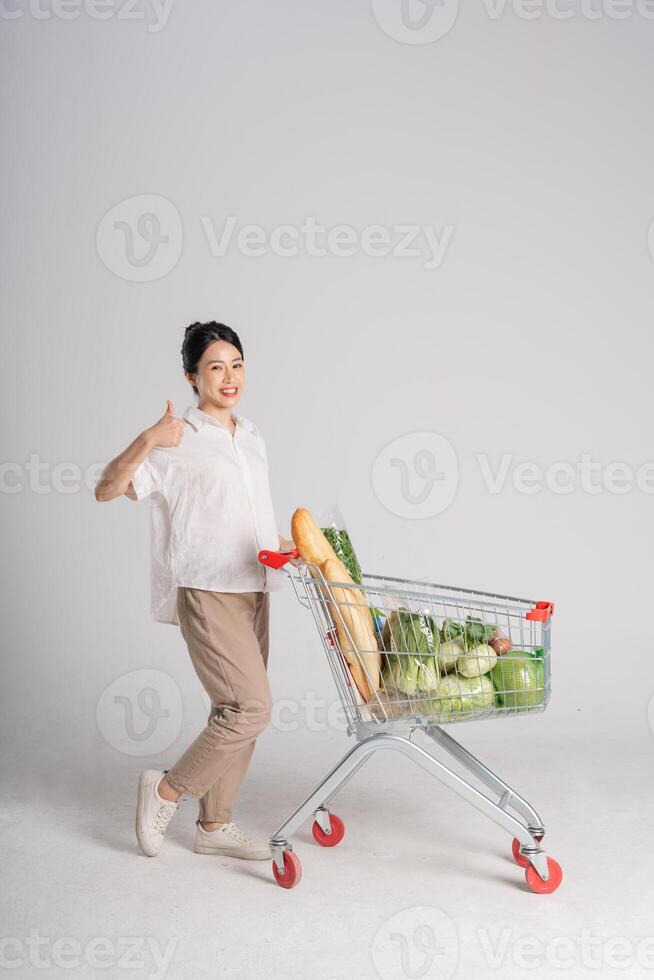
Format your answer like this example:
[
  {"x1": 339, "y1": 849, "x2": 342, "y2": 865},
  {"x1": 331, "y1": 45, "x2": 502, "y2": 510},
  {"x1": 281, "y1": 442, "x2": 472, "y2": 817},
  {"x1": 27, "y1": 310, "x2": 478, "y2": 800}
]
[
  {"x1": 511, "y1": 835, "x2": 543, "y2": 868},
  {"x1": 272, "y1": 851, "x2": 302, "y2": 889},
  {"x1": 525, "y1": 857, "x2": 563, "y2": 894},
  {"x1": 312, "y1": 813, "x2": 345, "y2": 848}
]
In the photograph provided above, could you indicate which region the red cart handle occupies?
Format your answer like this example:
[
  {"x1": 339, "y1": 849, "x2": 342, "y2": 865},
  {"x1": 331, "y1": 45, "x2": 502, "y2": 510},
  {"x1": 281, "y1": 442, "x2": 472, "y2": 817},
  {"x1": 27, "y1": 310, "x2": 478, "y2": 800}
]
[
  {"x1": 258, "y1": 548, "x2": 300, "y2": 569},
  {"x1": 526, "y1": 601, "x2": 555, "y2": 622}
]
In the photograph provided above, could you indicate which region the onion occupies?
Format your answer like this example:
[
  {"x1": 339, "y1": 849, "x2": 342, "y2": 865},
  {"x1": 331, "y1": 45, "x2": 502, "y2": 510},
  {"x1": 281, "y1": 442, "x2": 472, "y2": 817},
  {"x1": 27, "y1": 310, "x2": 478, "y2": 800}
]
[{"x1": 490, "y1": 635, "x2": 512, "y2": 656}]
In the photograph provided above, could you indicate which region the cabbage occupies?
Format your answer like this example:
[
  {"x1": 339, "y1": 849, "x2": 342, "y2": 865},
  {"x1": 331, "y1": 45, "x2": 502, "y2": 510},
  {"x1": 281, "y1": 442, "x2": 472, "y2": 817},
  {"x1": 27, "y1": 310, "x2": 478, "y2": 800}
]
[
  {"x1": 431, "y1": 673, "x2": 496, "y2": 715},
  {"x1": 491, "y1": 651, "x2": 544, "y2": 708}
]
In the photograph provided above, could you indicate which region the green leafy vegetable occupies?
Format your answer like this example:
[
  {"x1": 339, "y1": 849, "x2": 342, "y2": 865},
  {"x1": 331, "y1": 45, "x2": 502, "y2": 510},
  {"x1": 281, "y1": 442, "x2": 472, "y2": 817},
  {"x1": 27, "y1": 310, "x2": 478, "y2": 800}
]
[
  {"x1": 440, "y1": 615, "x2": 497, "y2": 650},
  {"x1": 382, "y1": 608, "x2": 439, "y2": 657},
  {"x1": 321, "y1": 527, "x2": 362, "y2": 584},
  {"x1": 380, "y1": 607, "x2": 441, "y2": 695},
  {"x1": 382, "y1": 654, "x2": 420, "y2": 695},
  {"x1": 440, "y1": 618, "x2": 463, "y2": 642}
]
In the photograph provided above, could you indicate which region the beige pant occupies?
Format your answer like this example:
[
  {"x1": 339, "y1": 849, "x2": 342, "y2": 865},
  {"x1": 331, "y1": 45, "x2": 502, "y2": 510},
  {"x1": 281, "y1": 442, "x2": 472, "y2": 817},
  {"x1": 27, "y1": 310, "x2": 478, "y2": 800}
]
[{"x1": 166, "y1": 587, "x2": 271, "y2": 823}]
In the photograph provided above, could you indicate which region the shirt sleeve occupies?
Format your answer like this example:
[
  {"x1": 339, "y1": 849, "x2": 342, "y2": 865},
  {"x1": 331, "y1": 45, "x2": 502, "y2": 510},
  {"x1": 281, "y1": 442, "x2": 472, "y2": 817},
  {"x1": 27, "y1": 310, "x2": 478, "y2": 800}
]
[{"x1": 130, "y1": 449, "x2": 168, "y2": 501}]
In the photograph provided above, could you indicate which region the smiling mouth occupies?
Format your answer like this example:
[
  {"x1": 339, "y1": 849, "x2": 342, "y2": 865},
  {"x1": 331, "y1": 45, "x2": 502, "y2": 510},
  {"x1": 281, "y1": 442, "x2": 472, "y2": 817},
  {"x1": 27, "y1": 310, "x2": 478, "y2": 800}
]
[{"x1": 220, "y1": 387, "x2": 238, "y2": 396}]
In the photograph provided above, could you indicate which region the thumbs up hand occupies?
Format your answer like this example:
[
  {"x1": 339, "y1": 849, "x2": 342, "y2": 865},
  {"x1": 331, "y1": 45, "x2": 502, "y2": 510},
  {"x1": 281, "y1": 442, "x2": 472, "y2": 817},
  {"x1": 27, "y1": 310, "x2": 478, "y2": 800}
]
[{"x1": 147, "y1": 401, "x2": 184, "y2": 448}]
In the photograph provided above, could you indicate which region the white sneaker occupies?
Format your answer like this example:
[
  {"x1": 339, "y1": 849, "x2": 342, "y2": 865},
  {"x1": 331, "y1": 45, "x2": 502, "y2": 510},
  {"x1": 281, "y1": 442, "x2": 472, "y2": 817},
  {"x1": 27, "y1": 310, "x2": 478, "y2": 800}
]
[
  {"x1": 135, "y1": 769, "x2": 179, "y2": 857},
  {"x1": 194, "y1": 819, "x2": 272, "y2": 860}
]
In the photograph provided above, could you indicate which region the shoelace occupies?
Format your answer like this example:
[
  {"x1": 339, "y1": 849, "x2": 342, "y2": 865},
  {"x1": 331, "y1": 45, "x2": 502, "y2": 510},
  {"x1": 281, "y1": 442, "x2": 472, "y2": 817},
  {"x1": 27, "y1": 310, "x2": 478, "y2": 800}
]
[
  {"x1": 153, "y1": 801, "x2": 177, "y2": 834},
  {"x1": 222, "y1": 822, "x2": 260, "y2": 845}
]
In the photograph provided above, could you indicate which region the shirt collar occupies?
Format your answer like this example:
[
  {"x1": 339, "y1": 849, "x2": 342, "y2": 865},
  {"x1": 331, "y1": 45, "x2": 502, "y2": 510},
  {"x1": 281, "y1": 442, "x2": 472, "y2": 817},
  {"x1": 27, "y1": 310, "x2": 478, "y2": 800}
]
[{"x1": 183, "y1": 404, "x2": 255, "y2": 435}]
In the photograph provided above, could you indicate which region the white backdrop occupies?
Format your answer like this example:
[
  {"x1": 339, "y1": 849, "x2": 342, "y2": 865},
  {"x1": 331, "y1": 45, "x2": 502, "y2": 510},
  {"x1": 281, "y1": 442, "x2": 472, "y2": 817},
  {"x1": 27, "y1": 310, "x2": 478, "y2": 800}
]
[{"x1": 2, "y1": 3, "x2": 653, "y2": 979}]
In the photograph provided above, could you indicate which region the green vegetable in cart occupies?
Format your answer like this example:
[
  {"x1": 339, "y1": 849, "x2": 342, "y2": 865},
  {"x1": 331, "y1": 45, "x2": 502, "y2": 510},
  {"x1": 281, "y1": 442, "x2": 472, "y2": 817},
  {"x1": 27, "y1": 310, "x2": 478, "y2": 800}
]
[
  {"x1": 462, "y1": 615, "x2": 498, "y2": 649},
  {"x1": 440, "y1": 618, "x2": 463, "y2": 642},
  {"x1": 381, "y1": 608, "x2": 439, "y2": 657},
  {"x1": 431, "y1": 673, "x2": 496, "y2": 715},
  {"x1": 437, "y1": 637, "x2": 465, "y2": 671},
  {"x1": 381, "y1": 653, "x2": 440, "y2": 695},
  {"x1": 380, "y1": 607, "x2": 441, "y2": 695},
  {"x1": 440, "y1": 615, "x2": 498, "y2": 650},
  {"x1": 416, "y1": 656, "x2": 440, "y2": 692},
  {"x1": 321, "y1": 526, "x2": 362, "y2": 584},
  {"x1": 381, "y1": 654, "x2": 420, "y2": 695},
  {"x1": 491, "y1": 651, "x2": 544, "y2": 708},
  {"x1": 456, "y1": 643, "x2": 498, "y2": 678}
]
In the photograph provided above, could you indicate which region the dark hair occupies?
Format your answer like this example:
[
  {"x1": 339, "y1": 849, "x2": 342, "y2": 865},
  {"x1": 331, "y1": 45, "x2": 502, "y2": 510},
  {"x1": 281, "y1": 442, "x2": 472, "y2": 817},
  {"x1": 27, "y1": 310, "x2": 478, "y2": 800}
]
[{"x1": 181, "y1": 322, "x2": 244, "y2": 397}]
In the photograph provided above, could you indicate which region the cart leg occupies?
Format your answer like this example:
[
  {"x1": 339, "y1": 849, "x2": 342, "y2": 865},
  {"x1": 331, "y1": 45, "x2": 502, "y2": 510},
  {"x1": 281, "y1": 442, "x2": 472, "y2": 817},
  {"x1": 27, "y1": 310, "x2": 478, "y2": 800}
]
[
  {"x1": 423, "y1": 725, "x2": 545, "y2": 837},
  {"x1": 269, "y1": 736, "x2": 380, "y2": 873},
  {"x1": 270, "y1": 733, "x2": 550, "y2": 879}
]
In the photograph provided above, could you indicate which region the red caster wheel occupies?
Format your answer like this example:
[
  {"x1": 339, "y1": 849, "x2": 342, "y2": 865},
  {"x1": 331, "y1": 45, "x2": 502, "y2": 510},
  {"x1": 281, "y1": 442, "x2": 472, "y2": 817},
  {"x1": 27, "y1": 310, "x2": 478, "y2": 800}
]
[
  {"x1": 525, "y1": 857, "x2": 563, "y2": 894},
  {"x1": 272, "y1": 850, "x2": 302, "y2": 889},
  {"x1": 512, "y1": 835, "x2": 543, "y2": 868},
  {"x1": 312, "y1": 814, "x2": 345, "y2": 848}
]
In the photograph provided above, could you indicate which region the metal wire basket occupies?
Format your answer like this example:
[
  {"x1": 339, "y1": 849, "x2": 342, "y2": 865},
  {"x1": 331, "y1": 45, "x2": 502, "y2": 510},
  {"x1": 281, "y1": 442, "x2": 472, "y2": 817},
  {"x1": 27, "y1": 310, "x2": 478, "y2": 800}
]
[{"x1": 284, "y1": 558, "x2": 552, "y2": 734}]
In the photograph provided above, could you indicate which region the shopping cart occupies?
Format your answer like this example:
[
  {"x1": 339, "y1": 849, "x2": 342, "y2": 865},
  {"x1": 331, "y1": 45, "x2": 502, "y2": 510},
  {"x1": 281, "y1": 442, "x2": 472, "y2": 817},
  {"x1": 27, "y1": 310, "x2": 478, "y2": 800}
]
[{"x1": 258, "y1": 548, "x2": 561, "y2": 893}]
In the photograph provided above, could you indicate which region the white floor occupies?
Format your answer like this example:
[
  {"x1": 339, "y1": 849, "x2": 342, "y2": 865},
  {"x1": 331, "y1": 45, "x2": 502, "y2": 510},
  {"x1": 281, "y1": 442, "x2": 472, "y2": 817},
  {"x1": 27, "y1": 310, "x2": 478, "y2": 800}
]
[{"x1": 3, "y1": 722, "x2": 652, "y2": 980}]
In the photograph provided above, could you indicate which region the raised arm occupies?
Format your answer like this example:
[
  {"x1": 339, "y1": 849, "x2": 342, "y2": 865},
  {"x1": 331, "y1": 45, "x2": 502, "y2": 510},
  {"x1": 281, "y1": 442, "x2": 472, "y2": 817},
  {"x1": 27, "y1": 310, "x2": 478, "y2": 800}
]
[{"x1": 94, "y1": 401, "x2": 183, "y2": 502}]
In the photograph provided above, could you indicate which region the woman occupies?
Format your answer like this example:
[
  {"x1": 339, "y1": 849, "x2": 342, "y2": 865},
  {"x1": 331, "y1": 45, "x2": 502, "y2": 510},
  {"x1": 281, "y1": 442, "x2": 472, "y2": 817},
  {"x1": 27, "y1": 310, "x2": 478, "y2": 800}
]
[{"x1": 95, "y1": 321, "x2": 297, "y2": 861}]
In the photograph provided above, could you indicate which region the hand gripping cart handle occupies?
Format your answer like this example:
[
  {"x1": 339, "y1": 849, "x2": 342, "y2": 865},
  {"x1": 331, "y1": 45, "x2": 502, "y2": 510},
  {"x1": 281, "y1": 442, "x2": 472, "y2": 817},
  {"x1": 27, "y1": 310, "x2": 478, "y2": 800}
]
[{"x1": 259, "y1": 548, "x2": 561, "y2": 894}]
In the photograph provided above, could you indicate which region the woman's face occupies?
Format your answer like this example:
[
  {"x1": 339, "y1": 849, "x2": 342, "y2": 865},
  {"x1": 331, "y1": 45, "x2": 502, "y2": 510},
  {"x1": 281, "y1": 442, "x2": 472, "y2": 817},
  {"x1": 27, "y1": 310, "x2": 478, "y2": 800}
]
[{"x1": 187, "y1": 339, "x2": 245, "y2": 410}]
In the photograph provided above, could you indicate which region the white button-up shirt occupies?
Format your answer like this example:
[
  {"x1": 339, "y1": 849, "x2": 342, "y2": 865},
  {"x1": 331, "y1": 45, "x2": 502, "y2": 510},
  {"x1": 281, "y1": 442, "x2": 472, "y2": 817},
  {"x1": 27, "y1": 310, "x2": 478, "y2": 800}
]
[{"x1": 130, "y1": 404, "x2": 287, "y2": 625}]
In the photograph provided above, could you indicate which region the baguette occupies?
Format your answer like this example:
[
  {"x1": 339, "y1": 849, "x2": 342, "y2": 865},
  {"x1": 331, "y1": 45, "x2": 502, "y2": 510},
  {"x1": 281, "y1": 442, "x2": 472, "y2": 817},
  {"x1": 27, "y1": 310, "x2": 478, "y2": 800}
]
[
  {"x1": 291, "y1": 507, "x2": 340, "y2": 572},
  {"x1": 321, "y1": 557, "x2": 381, "y2": 700}
]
